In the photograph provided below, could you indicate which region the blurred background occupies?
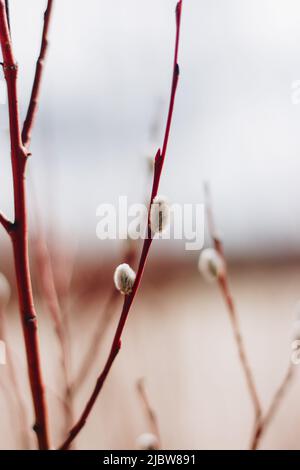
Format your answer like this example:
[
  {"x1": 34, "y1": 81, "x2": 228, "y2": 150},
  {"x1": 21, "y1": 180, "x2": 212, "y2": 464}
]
[{"x1": 0, "y1": 0, "x2": 300, "y2": 450}]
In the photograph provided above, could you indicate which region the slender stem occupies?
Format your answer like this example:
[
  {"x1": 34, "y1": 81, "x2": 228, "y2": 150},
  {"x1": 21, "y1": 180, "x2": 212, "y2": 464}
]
[
  {"x1": 250, "y1": 363, "x2": 294, "y2": 450},
  {"x1": 71, "y1": 289, "x2": 119, "y2": 393},
  {"x1": 0, "y1": 304, "x2": 31, "y2": 449},
  {"x1": 137, "y1": 378, "x2": 161, "y2": 448},
  {"x1": 204, "y1": 183, "x2": 262, "y2": 428},
  {"x1": 22, "y1": 0, "x2": 54, "y2": 148},
  {"x1": 58, "y1": 1, "x2": 183, "y2": 450},
  {"x1": 72, "y1": 243, "x2": 137, "y2": 392},
  {"x1": 34, "y1": 233, "x2": 74, "y2": 437},
  {"x1": 0, "y1": 1, "x2": 50, "y2": 449}
]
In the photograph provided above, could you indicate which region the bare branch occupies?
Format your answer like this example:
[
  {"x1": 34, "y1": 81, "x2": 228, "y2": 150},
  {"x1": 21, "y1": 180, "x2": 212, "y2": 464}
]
[{"x1": 22, "y1": 0, "x2": 54, "y2": 148}]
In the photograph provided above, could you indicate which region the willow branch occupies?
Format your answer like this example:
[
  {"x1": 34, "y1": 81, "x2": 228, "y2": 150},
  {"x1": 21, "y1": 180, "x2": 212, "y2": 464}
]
[
  {"x1": 0, "y1": 1, "x2": 50, "y2": 449},
  {"x1": 58, "y1": 1, "x2": 183, "y2": 450},
  {"x1": 22, "y1": 0, "x2": 54, "y2": 148},
  {"x1": 250, "y1": 363, "x2": 295, "y2": 450},
  {"x1": 204, "y1": 183, "x2": 262, "y2": 428}
]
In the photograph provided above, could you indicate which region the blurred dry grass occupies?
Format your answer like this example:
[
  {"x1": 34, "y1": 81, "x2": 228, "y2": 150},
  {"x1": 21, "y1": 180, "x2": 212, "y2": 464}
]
[{"x1": 0, "y1": 260, "x2": 300, "y2": 450}]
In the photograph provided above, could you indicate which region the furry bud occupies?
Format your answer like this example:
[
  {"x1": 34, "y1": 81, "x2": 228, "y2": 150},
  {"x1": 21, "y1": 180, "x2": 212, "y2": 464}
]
[
  {"x1": 198, "y1": 248, "x2": 225, "y2": 282},
  {"x1": 150, "y1": 195, "x2": 170, "y2": 234},
  {"x1": 114, "y1": 263, "x2": 136, "y2": 295},
  {"x1": 136, "y1": 432, "x2": 159, "y2": 450}
]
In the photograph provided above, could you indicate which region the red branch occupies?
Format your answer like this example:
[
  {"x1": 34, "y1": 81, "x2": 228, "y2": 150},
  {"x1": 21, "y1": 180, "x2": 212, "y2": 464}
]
[
  {"x1": 59, "y1": 1, "x2": 183, "y2": 450},
  {"x1": 22, "y1": 0, "x2": 54, "y2": 148},
  {"x1": 0, "y1": 1, "x2": 50, "y2": 449}
]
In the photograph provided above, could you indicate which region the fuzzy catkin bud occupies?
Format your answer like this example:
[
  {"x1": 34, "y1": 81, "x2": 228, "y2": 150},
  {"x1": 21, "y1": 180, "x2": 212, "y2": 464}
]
[
  {"x1": 150, "y1": 195, "x2": 170, "y2": 234},
  {"x1": 114, "y1": 263, "x2": 136, "y2": 295},
  {"x1": 198, "y1": 248, "x2": 225, "y2": 282},
  {"x1": 0, "y1": 273, "x2": 10, "y2": 307},
  {"x1": 136, "y1": 433, "x2": 159, "y2": 450}
]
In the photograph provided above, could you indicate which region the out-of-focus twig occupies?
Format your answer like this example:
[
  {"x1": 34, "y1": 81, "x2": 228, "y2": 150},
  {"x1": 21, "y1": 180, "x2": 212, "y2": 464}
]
[
  {"x1": 71, "y1": 289, "x2": 119, "y2": 392},
  {"x1": 250, "y1": 363, "x2": 295, "y2": 450},
  {"x1": 33, "y1": 232, "x2": 75, "y2": 437},
  {"x1": 136, "y1": 378, "x2": 161, "y2": 449},
  {"x1": 71, "y1": 241, "x2": 137, "y2": 393},
  {"x1": 0, "y1": 292, "x2": 31, "y2": 450},
  {"x1": 0, "y1": 304, "x2": 31, "y2": 449},
  {"x1": 204, "y1": 182, "x2": 262, "y2": 429}
]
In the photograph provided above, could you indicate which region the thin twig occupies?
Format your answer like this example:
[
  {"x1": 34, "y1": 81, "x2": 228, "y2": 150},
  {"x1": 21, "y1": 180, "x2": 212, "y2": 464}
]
[
  {"x1": 33, "y1": 232, "x2": 75, "y2": 437},
  {"x1": 0, "y1": 304, "x2": 31, "y2": 449},
  {"x1": 58, "y1": 1, "x2": 183, "y2": 449},
  {"x1": 22, "y1": 0, "x2": 54, "y2": 148},
  {"x1": 0, "y1": 1, "x2": 50, "y2": 449},
  {"x1": 136, "y1": 378, "x2": 161, "y2": 448},
  {"x1": 71, "y1": 242, "x2": 137, "y2": 393},
  {"x1": 204, "y1": 182, "x2": 262, "y2": 428},
  {"x1": 250, "y1": 363, "x2": 295, "y2": 450},
  {"x1": 71, "y1": 289, "x2": 119, "y2": 393},
  {"x1": 29, "y1": 170, "x2": 75, "y2": 439}
]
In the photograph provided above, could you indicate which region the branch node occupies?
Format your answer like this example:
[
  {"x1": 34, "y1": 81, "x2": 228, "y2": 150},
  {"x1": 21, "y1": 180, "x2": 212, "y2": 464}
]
[
  {"x1": 0, "y1": 211, "x2": 13, "y2": 233},
  {"x1": 25, "y1": 314, "x2": 36, "y2": 324},
  {"x1": 32, "y1": 423, "x2": 40, "y2": 434},
  {"x1": 3, "y1": 61, "x2": 17, "y2": 71}
]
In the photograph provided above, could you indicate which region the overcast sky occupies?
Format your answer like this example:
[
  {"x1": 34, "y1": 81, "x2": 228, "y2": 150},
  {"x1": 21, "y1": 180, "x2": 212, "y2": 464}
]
[{"x1": 1, "y1": 0, "x2": 300, "y2": 259}]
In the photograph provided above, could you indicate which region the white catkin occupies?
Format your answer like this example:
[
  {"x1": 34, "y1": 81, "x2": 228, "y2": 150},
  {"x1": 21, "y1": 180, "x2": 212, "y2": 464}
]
[
  {"x1": 114, "y1": 263, "x2": 136, "y2": 295},
  {"x1": 0, "y1": 273, "x2": 10, "y2": 307},
  {"x1": 198, "y1": 248, "x2": 225, "y2": 282},
  {"x1": 150, "y1": 195, "x2": 170, "y2": 234},
  {"x1": 136, "y1": 433, "x2": 159, "y2": 450}
]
